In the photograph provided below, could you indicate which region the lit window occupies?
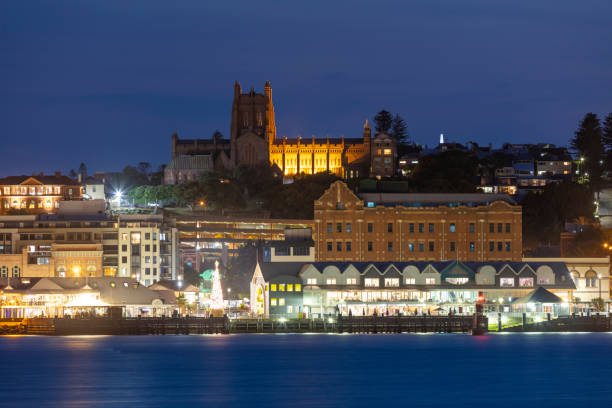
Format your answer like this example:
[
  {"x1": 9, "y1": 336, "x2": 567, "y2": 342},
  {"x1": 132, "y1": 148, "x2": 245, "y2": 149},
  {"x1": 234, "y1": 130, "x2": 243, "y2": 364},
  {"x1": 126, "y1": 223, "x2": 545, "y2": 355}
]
[
  {"x1": 519, "y1": 277, "x2": 534, "y2": 287},
  {"x1": 450, "y1": 223, "x2": 455, "y2": 233},
  {"x1": 326, "y1": 278, "x2": 336, "y2": 285},
  {"x1": 385, "y1": 278, "x2": 399, "y2": 287},
  {"x1": 278, "y1": 298, "x2": 285, "y2": 306},
  {"x1": 279, "y1": 284, "x2": 285, "y2": 291},
  {"x1": 346, "y1": 278, "x2": 357, "y2": 285},
  {"x1": 425, "y1": 278, "x2": 435, "y2": 285},
  {"x1": 287, "y1": 305, "x2": 293, "y2": 313},
  {"x1": 500, "y1": 277, "x2": 514, "y2": 287},
  {"x1": 270, "y1": 284, "x2": 277, "y2": 291},
  {"x1": 295, "y1": 284, "x2": 301, "y2": 292},
  {"x1": 383, "y1": 148, "x2": 392, "y2": 155},
  {"x1": 287, "y1": 284, "x2": 293, "y2": 292},
  {"x1": 364, "y1": 278, "x2": 379, "y2": 287},
  {"x1": 405, "y1": 278, "x2": 416, "y2": 285},
  {"x1": 271, "y1": 298, "x2": 277, "y2": 306}
]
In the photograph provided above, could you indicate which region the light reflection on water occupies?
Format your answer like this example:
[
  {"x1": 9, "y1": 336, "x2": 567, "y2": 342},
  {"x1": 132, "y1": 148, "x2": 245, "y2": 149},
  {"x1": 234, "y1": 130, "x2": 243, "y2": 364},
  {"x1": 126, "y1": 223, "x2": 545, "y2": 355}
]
[{"x1": 1, "y1": 333, "x2": 611, "y2": 408}]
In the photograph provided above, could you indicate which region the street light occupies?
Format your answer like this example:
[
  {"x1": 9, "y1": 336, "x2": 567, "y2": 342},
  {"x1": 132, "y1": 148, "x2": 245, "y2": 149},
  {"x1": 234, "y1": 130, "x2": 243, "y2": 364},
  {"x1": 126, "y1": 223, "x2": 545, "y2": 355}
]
[{"x1": 227, "y1": 288, "x2": 231, "y2": 316}]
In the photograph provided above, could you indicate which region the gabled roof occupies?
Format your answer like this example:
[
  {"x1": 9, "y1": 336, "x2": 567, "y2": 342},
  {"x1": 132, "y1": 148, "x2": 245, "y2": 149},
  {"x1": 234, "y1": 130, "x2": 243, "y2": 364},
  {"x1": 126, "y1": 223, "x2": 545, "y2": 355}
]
[
  {"x1": 0, "y1": 175, "x2": 80, "y2": 186},
  {"x1": 513, "y1": 287, "x2": 563, "y2": 304},
  {"x1": 149, "y1": 279, "x2": 200, "y2": 293}
]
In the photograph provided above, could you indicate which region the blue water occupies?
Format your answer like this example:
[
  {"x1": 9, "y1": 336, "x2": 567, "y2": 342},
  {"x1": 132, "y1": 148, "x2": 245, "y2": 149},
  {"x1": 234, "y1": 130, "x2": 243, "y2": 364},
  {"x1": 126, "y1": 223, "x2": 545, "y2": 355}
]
[{"x1": 0, "y1": 333, "x2": 610, "y2": 407}]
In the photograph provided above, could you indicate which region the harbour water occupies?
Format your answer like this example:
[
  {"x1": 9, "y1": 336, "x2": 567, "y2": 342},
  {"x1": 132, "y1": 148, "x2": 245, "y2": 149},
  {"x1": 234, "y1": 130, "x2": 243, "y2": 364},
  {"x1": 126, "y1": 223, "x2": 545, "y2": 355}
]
[{"x1": 1, "y1": 333, "x2": 611, "y2": 407}]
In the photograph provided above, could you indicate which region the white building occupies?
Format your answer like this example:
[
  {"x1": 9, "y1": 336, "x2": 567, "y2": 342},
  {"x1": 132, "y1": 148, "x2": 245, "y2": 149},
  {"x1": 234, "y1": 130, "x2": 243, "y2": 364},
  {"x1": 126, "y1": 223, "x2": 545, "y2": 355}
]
[
  {"x1": 524, "y1": 257, "x2": 610, "y2": 305},
  {"x1": 118, "y1": 215, "x2": 168, "y2": 286}
]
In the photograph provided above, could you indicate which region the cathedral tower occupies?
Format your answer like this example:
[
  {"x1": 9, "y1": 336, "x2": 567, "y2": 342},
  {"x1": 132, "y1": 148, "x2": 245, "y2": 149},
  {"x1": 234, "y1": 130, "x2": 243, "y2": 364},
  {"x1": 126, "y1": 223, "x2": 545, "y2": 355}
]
[{"x1": 230, "y1": 81, "x2": 276, "y2": 166}]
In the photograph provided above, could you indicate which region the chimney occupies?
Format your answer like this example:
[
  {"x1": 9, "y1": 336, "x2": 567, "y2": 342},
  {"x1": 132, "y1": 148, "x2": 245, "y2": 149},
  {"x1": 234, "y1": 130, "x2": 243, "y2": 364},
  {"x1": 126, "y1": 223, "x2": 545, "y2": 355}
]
[
  {"x1": 55, "y1": 171, "x2": 61, "y2": 177},
  {"x1": 39, "y1": 171, "x2": 44, "y2": 177}
]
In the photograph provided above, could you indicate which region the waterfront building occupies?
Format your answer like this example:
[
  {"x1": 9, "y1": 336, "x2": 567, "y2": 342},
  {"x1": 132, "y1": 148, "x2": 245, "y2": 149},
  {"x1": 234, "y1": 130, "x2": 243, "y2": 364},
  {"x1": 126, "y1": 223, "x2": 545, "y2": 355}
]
[
  {"x1": 0, "y1": 214, "x2": 119, "y2": 277},
  {"x1": 0, "y1": 212, "x2": 178, "y2": 281},
  {"x1": 251, "y1": 260, "x2": 575, "y2": 318},
  {"x1": 0, "y1": 243, "x2": 103, "y2": 278},
  {"x1": 0, "y1": 173, "x2": 82, "y2": 215},
  {"x1": 0, "y1": 277, "x2": 175, "y2": 318},
  {"x1": 314, "y1": 181, "x2": 522, "y2": 262},
  {"x1": 524, "y1": 257, "x2": 610, "y2": 309}
]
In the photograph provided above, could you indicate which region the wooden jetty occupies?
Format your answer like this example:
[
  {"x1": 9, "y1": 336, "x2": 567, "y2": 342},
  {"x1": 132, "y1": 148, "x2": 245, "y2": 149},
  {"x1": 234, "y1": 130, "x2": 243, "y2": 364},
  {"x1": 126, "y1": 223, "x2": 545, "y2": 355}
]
[{"x1": 1, "y1": 315, "x2": 483, "y2": 335}]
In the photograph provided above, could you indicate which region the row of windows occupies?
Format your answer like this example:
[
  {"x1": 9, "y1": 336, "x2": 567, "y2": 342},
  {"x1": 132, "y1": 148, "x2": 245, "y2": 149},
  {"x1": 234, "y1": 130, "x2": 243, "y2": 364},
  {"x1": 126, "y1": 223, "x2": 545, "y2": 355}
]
[
  {"x1": 120, "y1": 232, "x2": 158, "y2": 242},
  {"x1": 328, "y1": 222, "x2": 512, "y2": 234},
  {"x1": 269, "y1": 283, "x2": 302, "y2": 292},
  {"x1": 122, "y1": 244, "x2": 157, "y2": 252},
  {"x1": 121, "y1": 256, "x2": 158, "y2": 264},
  {"x1": 327, "y1": 241, "x2": 512, "y2": 252},
  {"x1": 1, "y1": 186, "x2": 69, "y2": 195}
]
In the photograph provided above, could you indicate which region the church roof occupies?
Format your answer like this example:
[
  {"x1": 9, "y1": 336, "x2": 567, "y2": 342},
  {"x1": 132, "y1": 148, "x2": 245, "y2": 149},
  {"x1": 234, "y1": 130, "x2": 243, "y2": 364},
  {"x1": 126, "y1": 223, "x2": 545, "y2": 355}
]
[{"x1": 166, "y1": 155, "x2": 213, "y2": 170}]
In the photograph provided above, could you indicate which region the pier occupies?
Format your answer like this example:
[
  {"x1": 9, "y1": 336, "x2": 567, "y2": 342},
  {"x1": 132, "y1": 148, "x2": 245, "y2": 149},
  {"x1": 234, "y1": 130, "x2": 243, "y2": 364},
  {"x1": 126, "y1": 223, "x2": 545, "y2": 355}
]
[{"x1": 2, "y1": 315, "x2": 483, "y2": 335}]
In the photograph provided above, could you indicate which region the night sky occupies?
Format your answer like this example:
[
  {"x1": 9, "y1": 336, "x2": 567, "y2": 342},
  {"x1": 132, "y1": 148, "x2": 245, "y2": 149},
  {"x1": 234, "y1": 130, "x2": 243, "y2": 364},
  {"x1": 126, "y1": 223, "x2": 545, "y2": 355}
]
[{"x1": 2, "y1": 0, "x2": 611, "y2": 175}]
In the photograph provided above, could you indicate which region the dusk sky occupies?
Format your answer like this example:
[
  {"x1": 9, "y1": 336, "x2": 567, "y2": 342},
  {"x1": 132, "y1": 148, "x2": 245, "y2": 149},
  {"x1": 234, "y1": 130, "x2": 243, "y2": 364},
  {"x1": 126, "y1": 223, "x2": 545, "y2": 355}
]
[{"x1": 2, "y1": 0, "x2": 611, "y2": 175}]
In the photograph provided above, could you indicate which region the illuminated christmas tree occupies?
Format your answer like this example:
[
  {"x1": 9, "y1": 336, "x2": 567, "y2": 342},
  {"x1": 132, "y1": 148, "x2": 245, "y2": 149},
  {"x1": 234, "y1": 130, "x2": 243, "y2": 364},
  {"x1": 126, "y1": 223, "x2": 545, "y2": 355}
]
[{"x1": 210, "y1": 260, "x2": 224, "y2": 310}]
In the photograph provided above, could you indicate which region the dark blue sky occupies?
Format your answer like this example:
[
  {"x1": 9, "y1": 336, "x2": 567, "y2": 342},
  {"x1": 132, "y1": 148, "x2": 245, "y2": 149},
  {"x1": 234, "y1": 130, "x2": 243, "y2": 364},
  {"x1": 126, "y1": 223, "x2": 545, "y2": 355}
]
[{"x1": 2, "y1": 0, "x2": 611, "y2": 175}]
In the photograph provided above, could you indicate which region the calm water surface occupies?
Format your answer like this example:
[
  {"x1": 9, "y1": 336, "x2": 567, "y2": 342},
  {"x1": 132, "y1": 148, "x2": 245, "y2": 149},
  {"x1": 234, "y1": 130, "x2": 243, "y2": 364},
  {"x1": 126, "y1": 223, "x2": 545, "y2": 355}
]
[{"x1": 0, "y1": 333, "x2": 610, "y2": 407}]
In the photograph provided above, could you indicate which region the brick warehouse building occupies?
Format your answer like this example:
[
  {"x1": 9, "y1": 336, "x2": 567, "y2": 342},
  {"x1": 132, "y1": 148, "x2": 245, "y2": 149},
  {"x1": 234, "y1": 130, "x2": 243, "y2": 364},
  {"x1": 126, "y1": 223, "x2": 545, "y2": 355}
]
[{"x1": 314, "y1": 181, "x2": 522, "y2": 262}]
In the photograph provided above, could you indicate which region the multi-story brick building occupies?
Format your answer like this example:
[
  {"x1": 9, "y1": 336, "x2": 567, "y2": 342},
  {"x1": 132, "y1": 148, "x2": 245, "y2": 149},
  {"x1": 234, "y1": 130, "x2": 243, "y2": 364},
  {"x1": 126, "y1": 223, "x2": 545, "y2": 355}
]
[
  {"x1": 0, "y1": 172, "x2": 82, "y2": 215},
  {"x1": 314, "y1": 181, "x2": 522, "y2": 262}
]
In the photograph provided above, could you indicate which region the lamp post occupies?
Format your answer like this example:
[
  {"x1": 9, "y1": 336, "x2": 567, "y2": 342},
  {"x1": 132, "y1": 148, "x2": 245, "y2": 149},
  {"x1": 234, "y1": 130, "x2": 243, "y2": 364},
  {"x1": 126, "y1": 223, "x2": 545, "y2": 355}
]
[{"x1": 227, "y1": 288, "x2": 231, "y2": 316}]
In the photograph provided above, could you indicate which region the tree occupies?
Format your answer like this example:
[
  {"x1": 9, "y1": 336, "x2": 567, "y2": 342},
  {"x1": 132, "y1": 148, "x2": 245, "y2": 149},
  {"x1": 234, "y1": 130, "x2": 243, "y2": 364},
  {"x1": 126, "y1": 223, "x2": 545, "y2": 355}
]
[
  {"x1": 409, "y1": 151, "x2": 479, "y2": 193},
  {"x1": 565, "y1": 225, "x2": 607, "y2": 257},
  {"x1": 78, "y1": 163, "x2": 87, "y2": 180},
  {"x1": 391, "y1": 114, "x2": 408, "y2": 143},
  {"x1": 213, "y1": 130, "x2": 224, "y2": 141},
  {"x1": 373, "y1": 110, "x2": 393, "y2": 133},
  {"x1": 522, "y1": 182, "x2": 596, "y2": 249},
  {"x1": 137, "y1": 162, "x2": 151, "y2": 181},
  {"x1": 591, "y1": 297, "x2": 605, "y2": 312},
  {"x1": 602, "y1": 113, "x2": 612, "y2": 174},
  {"x1": 571, "y1": 113, "x2": 604, "y2": 190}
]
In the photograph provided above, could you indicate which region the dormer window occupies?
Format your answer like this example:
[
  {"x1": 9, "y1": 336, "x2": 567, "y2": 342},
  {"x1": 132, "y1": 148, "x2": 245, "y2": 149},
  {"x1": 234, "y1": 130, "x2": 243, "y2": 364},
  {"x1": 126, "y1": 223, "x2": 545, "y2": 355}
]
[{"x1": 336, "y1": 202, "x2": 344, "y2": 210}]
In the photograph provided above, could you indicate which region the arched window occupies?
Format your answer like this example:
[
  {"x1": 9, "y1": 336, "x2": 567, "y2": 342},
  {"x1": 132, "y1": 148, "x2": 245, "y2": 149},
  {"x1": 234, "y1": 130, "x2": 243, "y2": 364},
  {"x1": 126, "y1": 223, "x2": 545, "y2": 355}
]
[
  {"x1": 87, "y1": 265, "x2": 97, "y2": 277},
  {"x1": 585, "y1": 270, "x2": 597, "y2": 288},
  {"x1": 57, "y1": 265, "x2": 66, "y2": 278},
  {"x1": 0, "y1": 266, "x2": 7, "y2": 278},
  {"x1": 11, "y1": 266, "x2": 20, "y2": 278}
]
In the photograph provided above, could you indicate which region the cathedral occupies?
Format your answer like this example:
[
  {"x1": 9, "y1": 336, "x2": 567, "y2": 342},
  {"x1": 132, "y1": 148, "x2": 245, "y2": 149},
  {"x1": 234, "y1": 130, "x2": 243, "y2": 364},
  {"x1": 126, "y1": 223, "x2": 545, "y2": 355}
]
[{"x1": 169, "y1": 81, "x2": 387, "y2": 180}]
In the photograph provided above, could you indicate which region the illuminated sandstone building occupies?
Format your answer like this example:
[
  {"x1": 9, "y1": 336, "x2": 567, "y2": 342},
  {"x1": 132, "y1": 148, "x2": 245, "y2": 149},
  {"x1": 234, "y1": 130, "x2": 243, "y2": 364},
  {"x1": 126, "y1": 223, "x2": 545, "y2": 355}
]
[
  {"x1": 314, "y1": 181, "x2": 522, "y2": 262},
  {"x1": 169, "y1": 82, "x2": 384, "y2": 178},
  {"x1": 0, "y1": 173, "x2": 82, "y2": 215}
]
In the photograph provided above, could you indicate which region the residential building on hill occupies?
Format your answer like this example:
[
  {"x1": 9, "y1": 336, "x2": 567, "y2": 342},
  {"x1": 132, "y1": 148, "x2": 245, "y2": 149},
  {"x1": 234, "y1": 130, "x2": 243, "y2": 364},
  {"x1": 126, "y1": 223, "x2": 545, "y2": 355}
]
[
  {"x1": 314, "y1": 181, "x2": 522, "y2": 262},
  {"x1": 0, "y1": 172, "x2": 81, "y2": 215}
]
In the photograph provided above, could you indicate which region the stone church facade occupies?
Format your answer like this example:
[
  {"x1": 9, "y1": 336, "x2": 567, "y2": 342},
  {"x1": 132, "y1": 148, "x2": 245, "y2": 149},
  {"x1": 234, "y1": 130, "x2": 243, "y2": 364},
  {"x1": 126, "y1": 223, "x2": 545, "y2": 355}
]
[{"x1": 169, "y1": 81, "x2": 389, "y2": 179}]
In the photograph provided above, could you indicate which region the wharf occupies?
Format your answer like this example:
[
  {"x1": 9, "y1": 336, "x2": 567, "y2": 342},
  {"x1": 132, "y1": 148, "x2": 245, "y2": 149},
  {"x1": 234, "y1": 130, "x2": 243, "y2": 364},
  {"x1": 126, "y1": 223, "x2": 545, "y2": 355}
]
[{"x1": 1, "y1": 315, "x2": 480, "y2": 335}]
